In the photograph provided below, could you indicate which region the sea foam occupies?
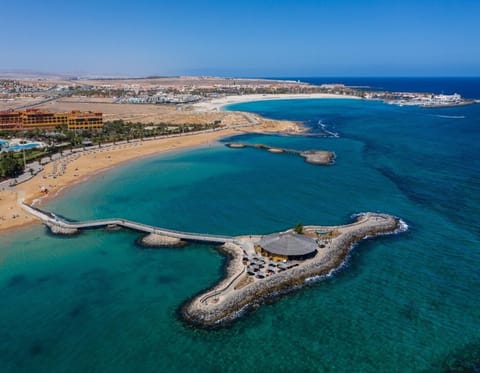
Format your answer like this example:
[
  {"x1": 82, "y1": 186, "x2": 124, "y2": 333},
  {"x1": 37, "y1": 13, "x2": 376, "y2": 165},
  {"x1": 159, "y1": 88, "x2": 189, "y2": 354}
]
[
  {"x1": 317, "y1": 120, "x2": 340, "y2": 137},
  {"x1": 433, "y1": 115, "x2": 466, "y2": 119}
]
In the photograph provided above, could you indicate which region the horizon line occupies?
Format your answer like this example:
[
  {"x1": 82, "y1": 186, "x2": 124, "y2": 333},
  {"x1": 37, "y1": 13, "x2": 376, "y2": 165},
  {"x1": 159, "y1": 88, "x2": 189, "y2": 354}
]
[{"x1": 1, "y1": 70, "x2": 480, "y2": 80}]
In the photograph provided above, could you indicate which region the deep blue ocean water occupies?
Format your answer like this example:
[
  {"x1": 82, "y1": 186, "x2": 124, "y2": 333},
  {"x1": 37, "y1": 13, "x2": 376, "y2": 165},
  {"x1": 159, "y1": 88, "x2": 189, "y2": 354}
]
[
  {"x1": 272, "y1": 77, "x2": 480, "y2": 99},
  {"x1": 0, "y1": 97, "x2": 479, "y2": 372}
]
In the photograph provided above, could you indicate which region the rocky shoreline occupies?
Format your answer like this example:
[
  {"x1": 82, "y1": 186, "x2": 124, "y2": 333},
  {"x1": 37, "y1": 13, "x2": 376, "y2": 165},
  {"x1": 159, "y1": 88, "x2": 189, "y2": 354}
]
[
  {"x1": 225, "y1": 142, "x2": 335, "y2": 166},
  {"x1": 300, "y1": 150, "x2": 336, "y2": 165},
  {"x1": 138, "y1": 233, "x2": 186, "y2": 247},
  {"x1": 181, "y1": 213, "x2": 404, "y2": 329}
]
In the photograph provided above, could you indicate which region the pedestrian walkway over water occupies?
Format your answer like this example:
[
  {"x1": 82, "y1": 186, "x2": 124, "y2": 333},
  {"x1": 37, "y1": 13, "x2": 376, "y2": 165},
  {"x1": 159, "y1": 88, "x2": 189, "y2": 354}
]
[{"x1": 22, "y1": 203, "x2": 234, "y2": 244}]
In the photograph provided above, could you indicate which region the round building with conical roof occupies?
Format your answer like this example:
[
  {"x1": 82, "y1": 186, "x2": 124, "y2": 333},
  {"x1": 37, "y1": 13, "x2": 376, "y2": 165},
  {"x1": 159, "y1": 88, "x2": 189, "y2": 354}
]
[{"x1": 257, "y1": 232, "x2": 318, "y2": 261}]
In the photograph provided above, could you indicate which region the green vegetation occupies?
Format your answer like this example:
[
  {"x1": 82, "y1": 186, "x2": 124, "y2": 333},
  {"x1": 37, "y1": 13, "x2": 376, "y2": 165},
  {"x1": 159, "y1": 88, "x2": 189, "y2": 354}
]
[
  {"x1": 294, "y1": 223, "x2": 304, "y2": 234},
  {"x1": 0, "y1": 152, "x2": 24, "y2": 178},
  {"x1": 0, "y1": 120, "x2": 222, "y2": 149},
  {"x1": 0, "y1": 119, "x2": 223, "y2": 179},
  {"x1": 101, "y1": 119, "x2": 221, "y2": 140}
]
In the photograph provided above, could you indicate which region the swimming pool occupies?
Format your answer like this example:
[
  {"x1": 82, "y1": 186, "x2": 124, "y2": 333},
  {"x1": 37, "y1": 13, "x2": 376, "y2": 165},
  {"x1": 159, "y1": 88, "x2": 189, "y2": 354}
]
[{"x1": 0, "y1": 142, "x2": 45, "y2": 151}]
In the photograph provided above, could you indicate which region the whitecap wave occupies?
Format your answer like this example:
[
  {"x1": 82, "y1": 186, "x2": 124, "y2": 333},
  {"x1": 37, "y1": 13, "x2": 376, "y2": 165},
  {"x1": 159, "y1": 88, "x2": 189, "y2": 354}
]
[
  {"x1": 304, "y1": 267, "x2": 338, "y2": 283},
  {"x1": 317, "y1": 120, "x2": 340, "y2": 138},
  {"x1": 395, "y1": 219, "x2": 409, "y2": 234},
  {"x1": 433, "y1": 115, "x2": 465, "y2": 119},
  {"x1": 350, "y1": 212, "x2": 365, "y2": 219},
  {"x1": 304, "y1": 252, "x2": 353, "y2": 284}
]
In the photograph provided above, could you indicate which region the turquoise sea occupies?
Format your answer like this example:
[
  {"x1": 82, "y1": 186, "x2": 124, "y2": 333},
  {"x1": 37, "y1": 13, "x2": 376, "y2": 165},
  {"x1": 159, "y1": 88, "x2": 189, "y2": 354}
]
[{"x1": 0, "y1": 99, "x2": 479, "y2": 372}]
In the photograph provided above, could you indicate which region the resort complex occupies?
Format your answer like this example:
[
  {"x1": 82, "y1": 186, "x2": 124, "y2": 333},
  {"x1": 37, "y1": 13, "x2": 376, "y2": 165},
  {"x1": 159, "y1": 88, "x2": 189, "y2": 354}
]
[{"x1": 0, "y1": 109, "x2": 103, "y2": 130}]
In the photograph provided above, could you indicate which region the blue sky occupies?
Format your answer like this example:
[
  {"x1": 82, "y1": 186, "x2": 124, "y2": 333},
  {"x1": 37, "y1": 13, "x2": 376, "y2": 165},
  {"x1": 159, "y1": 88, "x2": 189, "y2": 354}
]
[{"x1": 1, "y1": 0, "x2": 479, "y2": 77}]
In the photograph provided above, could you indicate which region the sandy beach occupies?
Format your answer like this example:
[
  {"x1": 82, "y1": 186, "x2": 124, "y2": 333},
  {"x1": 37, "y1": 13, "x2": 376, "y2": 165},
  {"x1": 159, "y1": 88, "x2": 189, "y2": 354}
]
[
  {"x1": 0, "y1": 114, "x2": 302, "y2": 233},
  {"x1": 193, "y1": 93, "x2": 361, "y2": 111},
  {"x1": 0, "y1": 92, "x2": 356, "y2": 233}
]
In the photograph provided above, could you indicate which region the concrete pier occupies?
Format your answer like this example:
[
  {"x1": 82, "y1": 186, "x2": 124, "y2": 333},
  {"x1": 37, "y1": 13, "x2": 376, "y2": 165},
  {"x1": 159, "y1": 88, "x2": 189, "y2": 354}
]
[{"x1": 21, "y1": 203, "x2": 234, "y2": 244}]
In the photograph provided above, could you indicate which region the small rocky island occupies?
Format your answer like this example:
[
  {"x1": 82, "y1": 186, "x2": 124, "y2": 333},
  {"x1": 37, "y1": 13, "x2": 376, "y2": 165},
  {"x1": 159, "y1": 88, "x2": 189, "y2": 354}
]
[
  {"x1": 226, "y1": 142, "x2": 335, "y2": 165},
  {"x1": 23, "y1": 204, "x2": 405, "y2": 329}
]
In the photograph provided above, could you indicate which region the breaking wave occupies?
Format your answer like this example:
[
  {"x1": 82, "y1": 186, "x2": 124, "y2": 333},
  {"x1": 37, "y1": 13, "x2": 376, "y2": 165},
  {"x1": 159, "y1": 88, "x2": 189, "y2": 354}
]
[
  {"x1": 433, "y1": 115, "x2": 465, "y2": 119},
  {"x1": 317, "y1": 120, "x2": 340, "y2": 137}
]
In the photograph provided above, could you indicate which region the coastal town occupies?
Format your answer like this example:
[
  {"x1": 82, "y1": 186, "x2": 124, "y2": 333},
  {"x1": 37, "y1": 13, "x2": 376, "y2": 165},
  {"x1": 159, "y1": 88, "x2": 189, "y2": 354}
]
[
  {"x1": 0, "y1": 75, "x2": 475, "y2": 181},
  {"x1": 1, "y1": 75, "x2": 475, "y2": 115}
]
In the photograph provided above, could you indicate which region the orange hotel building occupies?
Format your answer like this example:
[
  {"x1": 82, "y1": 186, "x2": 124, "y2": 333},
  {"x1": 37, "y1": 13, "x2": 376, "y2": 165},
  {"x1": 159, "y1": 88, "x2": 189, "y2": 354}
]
[{"x1": 0, "y1": 109, "x2": 103, "y2": 131}]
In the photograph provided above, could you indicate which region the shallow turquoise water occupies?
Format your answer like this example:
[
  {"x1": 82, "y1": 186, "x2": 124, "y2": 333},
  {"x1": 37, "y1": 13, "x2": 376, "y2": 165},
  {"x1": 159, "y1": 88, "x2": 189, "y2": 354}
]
[{"x1": 0, "y1": 99, "x2": 479, "y2": 372}]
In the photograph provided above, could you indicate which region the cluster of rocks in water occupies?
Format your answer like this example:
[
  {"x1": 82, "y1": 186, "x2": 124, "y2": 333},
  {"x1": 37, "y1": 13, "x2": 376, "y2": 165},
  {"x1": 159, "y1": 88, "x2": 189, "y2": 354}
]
[
  {"x1": 299, "y1": 150, "x2": 335, "y2": 165},
  {"x1": 45, "y1": 222, "x2": 79, "y2": 235},
  {"x1": 226, "y1": 143, "x2": 335, "y2": 166},
  {"x1": 139, "y1": 233, "x2": 186, "y2": 247}
]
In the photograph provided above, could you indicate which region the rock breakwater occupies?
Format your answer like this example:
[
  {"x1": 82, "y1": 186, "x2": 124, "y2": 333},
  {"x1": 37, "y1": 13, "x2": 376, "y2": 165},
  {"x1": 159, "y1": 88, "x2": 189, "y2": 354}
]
[
  {"x1": 139, "y1": 233, "x2": 186, "y2": 247},
  {"x1": 181, "y1": 213, "x2": 403, "y2": 328}
]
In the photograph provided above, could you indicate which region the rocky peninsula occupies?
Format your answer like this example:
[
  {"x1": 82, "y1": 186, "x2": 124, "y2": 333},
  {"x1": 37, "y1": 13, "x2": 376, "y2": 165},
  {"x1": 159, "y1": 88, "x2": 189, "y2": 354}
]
[
  {"x1": 181, "y1": 213, "x2": 405, "y2": 328},
  {"x1": 226, "y1": 142, "x2": 335, "y2": 165}
]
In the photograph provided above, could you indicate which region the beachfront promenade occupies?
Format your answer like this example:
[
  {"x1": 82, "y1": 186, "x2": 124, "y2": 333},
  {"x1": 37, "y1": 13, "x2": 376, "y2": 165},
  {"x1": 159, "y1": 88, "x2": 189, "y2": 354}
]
[
  {"x1": 21, "y1": 203, "x2": 234, "y2": 244},
  {"x1": 0, "y1": 113, "x2": 259, "y2": 191}
]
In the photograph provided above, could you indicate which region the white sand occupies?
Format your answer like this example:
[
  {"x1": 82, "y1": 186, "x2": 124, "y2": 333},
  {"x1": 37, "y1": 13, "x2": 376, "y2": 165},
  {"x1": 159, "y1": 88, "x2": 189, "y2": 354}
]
[{"x1": 193, "y1": 93, "x2": 361, "y2": 112}]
